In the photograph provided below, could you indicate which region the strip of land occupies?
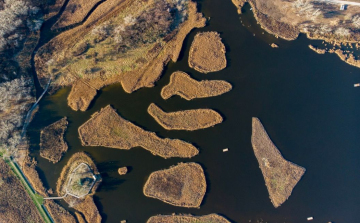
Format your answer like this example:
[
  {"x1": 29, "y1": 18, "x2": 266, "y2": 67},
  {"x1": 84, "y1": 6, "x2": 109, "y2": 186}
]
[
  {"x1": 78, "y1": 105, "x2": 199, "y2": 158},
  {"x1": 143, "y1": 162, "x2": 206, "y2": 208},
  {"x1": 148, "y1": 103, "x2": 223, "y2": 131},
  {"x1": 161, "y1": 71, "x2": 232, "y2": 100},
  {"x1": 0, "y1": 157, "x2": 51, "y2": 223},
  {"x1": 189, "y1": 31, "x2": 227, "y2": 73},
  {"x1": 147, "y1": 214, "x2": 231, "y2": 223},
  {"x1": 40, "y1": 117, "x2": 68, "y2": 163},
  {"x1": 251, "y1": 117, "x2": 306, "y2": 208}
]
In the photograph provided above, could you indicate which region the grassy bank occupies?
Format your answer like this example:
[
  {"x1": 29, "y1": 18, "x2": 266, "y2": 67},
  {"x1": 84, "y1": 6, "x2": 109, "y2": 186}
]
[{"x1": 2, "y1": 157, "x2": 53, "y2": 223}]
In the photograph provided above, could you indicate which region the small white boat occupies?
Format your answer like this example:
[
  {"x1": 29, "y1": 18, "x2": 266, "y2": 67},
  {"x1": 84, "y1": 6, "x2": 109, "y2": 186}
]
[
  {"x1": 354, "y1": 83, "x2": 360, "y2": 87},
  {"x1": 307, "y1": 217, "x2": 314, "y2": 221},
  {"x1": 223, "y1": 148, "x2": 229, "y2": 152}
]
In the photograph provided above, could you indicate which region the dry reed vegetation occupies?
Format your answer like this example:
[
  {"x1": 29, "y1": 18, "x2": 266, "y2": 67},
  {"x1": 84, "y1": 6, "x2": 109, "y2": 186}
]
[
  {"x1": 161, "y1": 71, "x2": 232, "y2": 100},
  {"x1": 189, "y1": 31, "x2": 227, "y2": 73},
  {"x1": 40, "y1": 117, "x2": 68, "y2": 163},
  {"x1": 56, "y1": 152, "x2": 101, "y2": 223},
  {"x1": 147, "y1": 214, "x2": 231, "y2": 223},
  {"x1": 148, "y1": 103, "x2": 223, "y2": 131},
  {"x1": 67, "y1": 80, "x2": 98, "y2": 111},
  {"x1": 35, "y1": 0, "x2": 206, "y2": 111},
  {"x1": 52, "y1": 0, "x2": 105, "y2": 29},
  {"x1": 75, "y1": 212, "x2": 87, "y2": 223},
  {"x1": 231, "y1": 0, "x2": 360, "y2": 42},
  {"x1": 0, "y1": 159, "x2": 44, "y2": 223},
  {"x1": 17, "y1": 148, "x2": 78, "y2": 222},
  {"x1": 118, "y1": 167, "x2": 128, "y2": 175},
  {"x1": 43, "y1": 200, "x2": 77, "y2": 223},
  {"x1": 78, "y1": 105, "x2": 199, "y2": 158},
  {"x1": 251, "y1": 117, "x2": 306, "y2": 208},
  {"x1": 143, "y1": 162, "x2": 206, "y2": 208}
]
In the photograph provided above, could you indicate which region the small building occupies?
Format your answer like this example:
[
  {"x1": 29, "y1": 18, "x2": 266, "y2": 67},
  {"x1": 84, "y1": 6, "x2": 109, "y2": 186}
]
[{"x1": 340, "y1": 4, "x2": 346, "y2": 10}]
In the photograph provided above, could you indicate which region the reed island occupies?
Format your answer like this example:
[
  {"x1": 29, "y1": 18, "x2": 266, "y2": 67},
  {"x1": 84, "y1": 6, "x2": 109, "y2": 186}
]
[
  {"x1": 143, "y1": 162, "x2": 206, "y2": 208},
  {"x1": 188, "y1": 32, "x2": 227, "y2": 73},
  {"x1": 148, "y1": 103, "x2": 223, "y2": 131},
  {"x1": 147, "y1": 214, "x2": 231, "y2": 223},
  {"x1": 78, "y1": 105, "x2": 199, "y2": 158},
  {"x1": 251, "y1": 117, "x2": 306, "y2": 208},
  {"x1": 161, "y1": 71, "x2": 232, "y2": 100},
  {"x1": 40, "y1": 117, "x2": 68, "y2": 163}
]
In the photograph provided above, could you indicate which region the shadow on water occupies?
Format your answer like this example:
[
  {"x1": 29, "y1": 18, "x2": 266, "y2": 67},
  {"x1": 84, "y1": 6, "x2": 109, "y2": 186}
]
[{"x1": 26, "y1": 0, "x2": 360, "y2": 222}]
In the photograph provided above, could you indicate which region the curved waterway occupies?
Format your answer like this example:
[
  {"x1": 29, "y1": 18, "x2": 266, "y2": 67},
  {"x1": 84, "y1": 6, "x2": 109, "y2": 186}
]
[{"x1": 27, "y1": 0, "x2": 360, "y2": 222}]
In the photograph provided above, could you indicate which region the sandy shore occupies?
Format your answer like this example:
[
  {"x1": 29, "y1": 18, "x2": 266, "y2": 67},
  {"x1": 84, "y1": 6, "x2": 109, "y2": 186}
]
[
  {"x1": 148, "y1": 103, "x2": 223, "y2": 131},
  {"x1": 147, "y1": 214, "x2": 231, "y2": 223},
  {"x1": 161, "y1": 71, "x2": 232, "y2": 100},
  {"x1": 143, "y1": 162, "x2": 206, "y2": 208},
  {"x1": 251, "y1": 117, "x2": 306, "y2": 208},
  {"x1": 40, "y1": 117, "x2": 68, "y2": 163},
  {"x1": 78, "y1": 105, "x2": 199, "y2": 158},
  {"x1": 189, "y1": 32, "x2": 227, "y2": 73}
]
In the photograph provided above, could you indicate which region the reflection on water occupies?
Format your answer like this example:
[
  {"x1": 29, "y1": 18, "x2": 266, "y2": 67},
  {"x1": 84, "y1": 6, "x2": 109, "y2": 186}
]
[{"x1": 27, "y1": 1, "x2": 360, "y2": 223}]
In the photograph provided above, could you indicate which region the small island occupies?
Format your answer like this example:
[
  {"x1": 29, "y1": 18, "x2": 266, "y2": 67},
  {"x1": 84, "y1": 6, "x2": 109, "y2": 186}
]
[
  {"x1": 148, "y1": 103, "x2": 223, "y2": 131},
  {"x1": 56, "y1": 152, "x2": 102, "y2": 223},
  {"x1": 143, "y1": 162, "x2": 206, "y2": 208},
  {"x1": 40, "y1": 117, "x2": 68, "y2": 163},
  {"x1": 161, "y1": 71, "x2": 232, "y2": 100},
  {"x1": 147, "y1": 214, "x2": 231, "y2": 223},
  {"x1": 118, "y1": 167, "x2": 128, "y2": 175},
  {"x1": 188, "y1": 32, "x2": 227, "y2": 73},
  {"x1": 251, "y1": 117, "x2": 306, "y2": 208},
  {"x1": 78, "y1": 105, "x2": 198, "y2": 158}
]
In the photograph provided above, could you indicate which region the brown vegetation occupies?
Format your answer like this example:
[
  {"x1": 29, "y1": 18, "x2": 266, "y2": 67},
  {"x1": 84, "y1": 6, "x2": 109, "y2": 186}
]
[
  {"x1": 251, "y1": 117, "x2": 306, "y2": 208},
  {"x1": 75, "y1": 212, "x2": 87, "y2": 223},
  {"x1": 147, "y1": 214, "x2": 231, "y2": 223},
  {"x1": 52, "y1": 0, "x2": 105, "y2": 29},
  {"x1": 78, "y1": 105, "x2": 199, "y2": 158},
  {"x1": 161, "y1": 71, "x2": 232, "y2": 100},
  {"x1": 35, "y1": 0, "x2": 206, "y2": 111},
  {"x1": 0, "y1": 158, "x2": 44, "y2": 223},
  {"x1": 118, "y1": 167, "x2": 128, "y2": 175},
  {"x1": 331, "y1": 49, "x2": 360, "y2": 68},
  {"x1": 308, "y1": 45, "x2": 326, "y2": 54},
  {"x1": 148, "y1": 103, "x2": 223, "y2": 131},
  {"x1": 40, "y1": 117, "x2": 68, "y2": 163},
  {"x1": 56, "y1": 152, "x2": 101, "y2": 223},
  {"x1": 231, "y1": 0, "x2": 360, "y2": 43},
  {"x1": 43, "y1": 200, "x2": 77, "y2": 223},
  {"x1": 67, "y1": 80, "x2": 98, "y2": 111},
  {"x1": 188, "y1": 32, "x2": 227, "y2": 73},
  {"x1": 143, "y1": 162, "x2": 206, "y2": 208}
]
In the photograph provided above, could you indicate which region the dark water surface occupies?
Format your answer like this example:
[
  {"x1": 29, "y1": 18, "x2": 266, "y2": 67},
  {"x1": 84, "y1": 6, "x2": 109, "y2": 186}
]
[{"x1": 27, "y1": 1, "x2": 360, "y2": 222}]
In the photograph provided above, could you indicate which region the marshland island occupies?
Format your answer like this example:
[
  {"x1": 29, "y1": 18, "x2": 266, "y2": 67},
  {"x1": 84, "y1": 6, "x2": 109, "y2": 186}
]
[{"x1": 0, "y1": 0, "x2": 356, "y2": 222}]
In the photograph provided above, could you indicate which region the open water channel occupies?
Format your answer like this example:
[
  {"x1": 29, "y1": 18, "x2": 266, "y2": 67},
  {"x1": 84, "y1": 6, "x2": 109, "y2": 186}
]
[{"x1": 26, "y1": 0, "x2": 360, "y2": 222}]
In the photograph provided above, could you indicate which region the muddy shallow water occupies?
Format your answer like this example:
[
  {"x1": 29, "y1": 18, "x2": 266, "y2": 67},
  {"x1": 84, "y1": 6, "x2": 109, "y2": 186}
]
[{"x1": 27, "y1": 1, "x2": 360, "y2": 222}]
